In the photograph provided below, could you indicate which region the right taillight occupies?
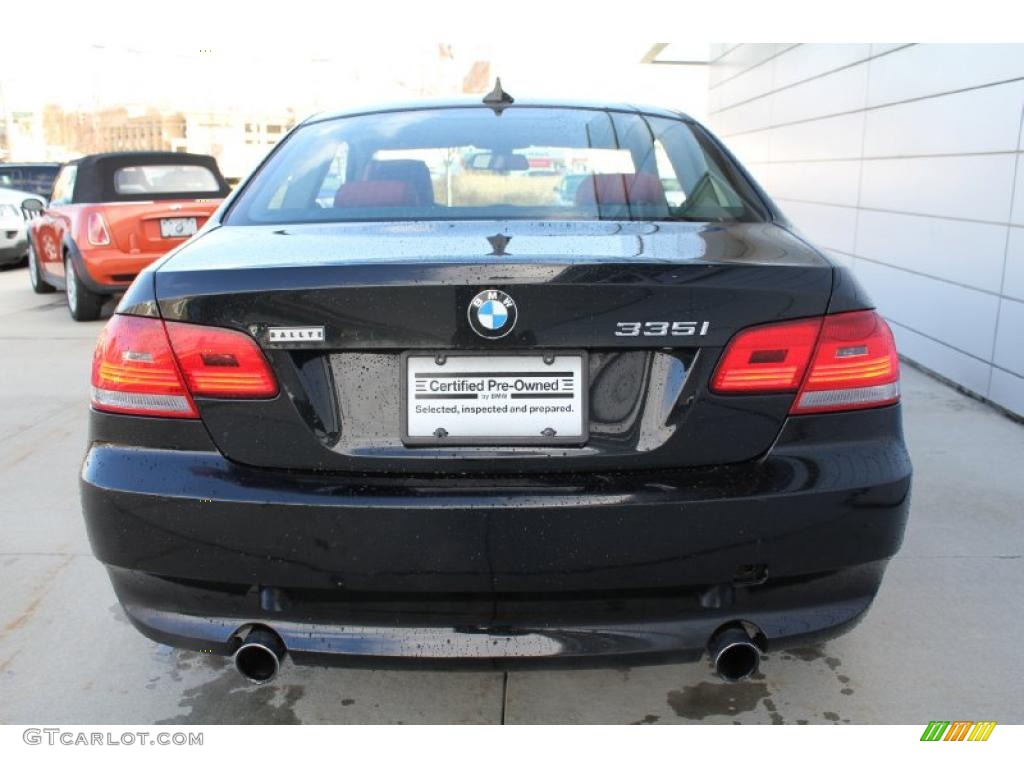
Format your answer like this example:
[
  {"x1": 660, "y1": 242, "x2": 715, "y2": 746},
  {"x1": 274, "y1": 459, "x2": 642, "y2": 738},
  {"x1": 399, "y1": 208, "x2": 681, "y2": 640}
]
[
  {"x1": 91, "y1": 315, "x2": 278, "y2": 419},
  {"x1": 791, "y1": 310, "x2": 900, "y2": 414},
  {"x1": 710, "y1": 317, "x2": 823, "y2": 394},
  {"x1": 711, "y1": 310, "x2": 900, "y2": 415}
]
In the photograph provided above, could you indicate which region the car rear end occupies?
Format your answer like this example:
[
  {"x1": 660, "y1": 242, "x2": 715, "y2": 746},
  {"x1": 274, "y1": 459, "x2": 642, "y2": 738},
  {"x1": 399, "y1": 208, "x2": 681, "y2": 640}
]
[
  {"x1": 74, "y1": 154, "x2": 229, "y2": 291},
  {"x1": 79, "y1": 102, "x2": 911, "y2": 681}
]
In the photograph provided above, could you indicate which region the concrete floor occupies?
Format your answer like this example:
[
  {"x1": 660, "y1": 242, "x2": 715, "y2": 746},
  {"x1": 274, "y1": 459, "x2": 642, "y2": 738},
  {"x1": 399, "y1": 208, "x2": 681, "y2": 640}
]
[{"x1": 0, "y1": 263, "x2": 1021, "y2": 725}]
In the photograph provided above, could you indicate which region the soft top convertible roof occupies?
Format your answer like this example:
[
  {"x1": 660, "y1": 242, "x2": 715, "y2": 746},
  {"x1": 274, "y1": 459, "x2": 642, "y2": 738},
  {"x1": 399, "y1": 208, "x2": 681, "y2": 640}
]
[{"x1": 70, "y1": 151, "x2": 231, "y2": 204}]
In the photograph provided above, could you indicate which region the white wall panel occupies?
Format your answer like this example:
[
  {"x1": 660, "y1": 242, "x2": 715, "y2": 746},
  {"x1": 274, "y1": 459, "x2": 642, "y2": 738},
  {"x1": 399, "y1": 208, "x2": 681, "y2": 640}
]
[
  {"x1": 769, "y1": 160, "x2": 861, "y2": 206},
  {"x1": 708, "y1": 43, "x2": 1024, "y2": 414},
  {"x1": 714, "y1": 61, "x2": 776, "y2": 112},
  {"x1": 859, "y1": 154, "x2": 1017, "y2": 222},
  {"x1": 855, "y1": 210, "x2": 1008, "y2": 292},
  {"x1": 709, "y1": 44, "x2": 786, "y2": 87},
  {"x1": 866, "y1": 44, "x2": 1024, "y2": 107},
  {"x1": 992, "y1": 298, "x2": 1024, "y2": 377},
  {"x1": 870, "y1": 44, "x2": 910, "y2": 57},
  {"x1": 781, "y1": 200, "x2": 858, "y2": 253},
  {"x1": 723, "y1": 130, "x2": 772, "y2": 165},
  {"x1": 714, "y1": 97, "x2": 773, "y2": 137},
  {"x1": 770, "y1": 64, "x2": 870, "y2": 125},
  {"x1": 1012, "y1": 160, "x2": 1024, "y2": 226},
  {"x1": 863, "y1": 81, "x2": 1024, "y2": 158},
  {"x1": 772, "y1": 44, "x2": 872, "y2": 92},
  {"x1": 890, "y1": 324, "x2": 993, "y2": 396},
  {"x1": 1003, "y1": 227, "x2": 1024, "y2": 302},
  {"x1": 770, "y1": 112, "x2": 865, "y2": 162}
]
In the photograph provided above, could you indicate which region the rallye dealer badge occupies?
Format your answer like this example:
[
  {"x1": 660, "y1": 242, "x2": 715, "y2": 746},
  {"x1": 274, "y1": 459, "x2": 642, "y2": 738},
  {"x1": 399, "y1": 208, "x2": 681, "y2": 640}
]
[
  {"x1": 267, "y1": 326, "x2": 325, "y2": 343},
  {"x1": 404, "y1": 353, "x2": 586, "y2": 444}
]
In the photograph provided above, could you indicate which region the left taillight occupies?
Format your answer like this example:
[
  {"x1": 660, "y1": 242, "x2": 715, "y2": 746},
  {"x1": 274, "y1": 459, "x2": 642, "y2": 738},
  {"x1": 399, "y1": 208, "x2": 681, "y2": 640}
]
[
  {"x1": 86, "y1": 211, "x2": 111, "y2": 246},
  {"x1": 91, "y1": 316, "x2": 278, "y2": 419},
  {"x1": 165, "y1": 321, "x2": 278, "y2": 398},
  {"x1": 91, "y1": 315, "x2": 197, "y2": 418}
]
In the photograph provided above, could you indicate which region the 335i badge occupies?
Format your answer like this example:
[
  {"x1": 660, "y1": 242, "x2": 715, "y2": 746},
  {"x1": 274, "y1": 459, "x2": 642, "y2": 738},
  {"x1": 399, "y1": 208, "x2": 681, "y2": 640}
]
[{"x1": 80, "y1": 89, "x2": 912, "y2": 684}]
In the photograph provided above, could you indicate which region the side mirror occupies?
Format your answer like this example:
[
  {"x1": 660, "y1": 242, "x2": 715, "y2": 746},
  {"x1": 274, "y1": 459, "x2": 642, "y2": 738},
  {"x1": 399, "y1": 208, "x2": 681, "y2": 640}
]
[{"x1": 21, "y1": 198, "x2": 45, "y2": 220}]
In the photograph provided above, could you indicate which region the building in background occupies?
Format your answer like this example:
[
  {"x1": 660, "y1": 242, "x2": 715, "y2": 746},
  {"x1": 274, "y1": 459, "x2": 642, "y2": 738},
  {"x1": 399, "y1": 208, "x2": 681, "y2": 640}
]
[
  {"x1": 176, "y1": 111, "x2": 298, "y2": 179},
  {"x1": 705, "y1": 44, "x2": 1024, "y2": 418},
  {"x1": 41, "y1": 106, "x2": 186, "y2": 156}
]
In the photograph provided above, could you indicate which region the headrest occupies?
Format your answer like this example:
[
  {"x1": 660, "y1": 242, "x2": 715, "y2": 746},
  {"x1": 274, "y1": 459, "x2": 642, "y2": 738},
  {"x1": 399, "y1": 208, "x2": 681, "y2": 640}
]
[
  {"x1": 365, "y1": 159, "x2": 434, "y2": 205},
  {"x1": 575, "y1": 172, "x2": 667, "y2": 208},
  {"x1": 333, "y1": 180, "x2": 417, "y2": 208}
]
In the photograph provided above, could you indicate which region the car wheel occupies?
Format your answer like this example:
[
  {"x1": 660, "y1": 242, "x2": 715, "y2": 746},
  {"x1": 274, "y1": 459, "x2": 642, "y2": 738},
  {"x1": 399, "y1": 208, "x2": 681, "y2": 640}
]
[
  {"x1": 64, "y1": 255, "x2": 103, "y2": 321},
  {"x1": 29, "y1": 242, "x2": 56, "y2": 294}
]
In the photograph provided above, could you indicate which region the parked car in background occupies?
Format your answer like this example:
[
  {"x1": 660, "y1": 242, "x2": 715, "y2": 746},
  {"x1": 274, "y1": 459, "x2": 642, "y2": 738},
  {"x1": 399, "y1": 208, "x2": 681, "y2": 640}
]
[
  {"x1": 27, "y1": 152, "x2": 230, "y2": 320},
  {"x1": 0, "y1": 188, "x2": 46, "y2": 267},
  {"x1": 0, "y1": 162, "x2": 62, "y2": 200}
]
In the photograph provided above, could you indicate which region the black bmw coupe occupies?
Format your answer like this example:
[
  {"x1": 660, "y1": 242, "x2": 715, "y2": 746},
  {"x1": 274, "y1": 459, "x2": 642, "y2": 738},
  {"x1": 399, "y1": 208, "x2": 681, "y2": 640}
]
[{"x1": 81, "y1": 88, "x2": 911, "y2": 684}]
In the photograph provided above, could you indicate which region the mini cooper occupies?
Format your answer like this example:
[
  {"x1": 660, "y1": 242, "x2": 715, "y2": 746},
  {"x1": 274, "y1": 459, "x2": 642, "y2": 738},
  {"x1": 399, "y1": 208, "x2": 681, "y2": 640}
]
[
  {"x1": 81, "y1": 88, "x2": 912, "y2": 684},
  {"x1": 28, "y1": 151, "x2": 230, "y2": 320}
]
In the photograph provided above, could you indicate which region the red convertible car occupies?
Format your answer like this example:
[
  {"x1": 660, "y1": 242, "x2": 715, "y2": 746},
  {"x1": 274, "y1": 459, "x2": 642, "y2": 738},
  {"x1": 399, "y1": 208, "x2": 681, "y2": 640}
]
[{"x1": 28, "y1": 152, "x2": 230, "y2": 320}]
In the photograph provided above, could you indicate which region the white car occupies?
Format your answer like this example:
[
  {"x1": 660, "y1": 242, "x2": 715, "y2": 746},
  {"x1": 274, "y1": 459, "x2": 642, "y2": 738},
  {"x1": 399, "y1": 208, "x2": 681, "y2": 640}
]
[{"x1": 0, "y1": 188, "x2": 45, "y2": 267}]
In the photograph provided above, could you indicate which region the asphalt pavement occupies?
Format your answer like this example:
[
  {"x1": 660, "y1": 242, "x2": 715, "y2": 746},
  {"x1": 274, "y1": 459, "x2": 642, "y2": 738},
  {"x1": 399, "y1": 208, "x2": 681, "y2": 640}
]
[{"x1": 0, "y1": 263, "x2": 1021, "y2": 724}]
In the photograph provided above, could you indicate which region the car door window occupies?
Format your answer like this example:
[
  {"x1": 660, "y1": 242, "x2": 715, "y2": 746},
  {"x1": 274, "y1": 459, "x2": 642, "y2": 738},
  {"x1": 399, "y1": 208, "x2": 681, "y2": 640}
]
[{"x1": 49, "y1": 166, "x2": 77, "y2": 206}]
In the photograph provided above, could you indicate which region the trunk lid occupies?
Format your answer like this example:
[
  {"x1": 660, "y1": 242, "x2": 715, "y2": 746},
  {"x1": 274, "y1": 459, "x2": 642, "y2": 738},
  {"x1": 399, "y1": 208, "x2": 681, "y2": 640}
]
[
  {"x1": 101, "y1": 199, "x2": 221, "y2": 254},
  {"x1": 154, "y1": 220, "x2": 835, "y2": 474}
]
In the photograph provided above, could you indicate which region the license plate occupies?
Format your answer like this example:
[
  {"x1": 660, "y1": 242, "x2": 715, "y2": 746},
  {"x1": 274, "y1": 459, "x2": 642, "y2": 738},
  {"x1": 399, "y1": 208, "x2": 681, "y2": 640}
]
[
  {"x1": 403, "y1": 353, "x2": 587, "y2": 445},
  {"x1": 159, "y1": 217, "x2": 197, "y2": 238}
]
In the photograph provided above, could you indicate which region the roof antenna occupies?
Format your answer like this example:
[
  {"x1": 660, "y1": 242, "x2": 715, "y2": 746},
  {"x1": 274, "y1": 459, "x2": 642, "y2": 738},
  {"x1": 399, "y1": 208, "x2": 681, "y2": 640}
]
[{"x1": 482, "y1": 78, "x2": 514, "y2": 113}]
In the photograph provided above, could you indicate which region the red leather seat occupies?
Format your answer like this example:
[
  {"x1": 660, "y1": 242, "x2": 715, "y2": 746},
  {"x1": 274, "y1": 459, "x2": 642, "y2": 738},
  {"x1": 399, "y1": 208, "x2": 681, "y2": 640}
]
[
  {"x1": 365, "y1": 159, "x2": 435, "y2": 205},
  {"x1": 575, "y1": 172, "x2": 667, "y2": 208},
  {"x1": 334, "y1": 180, "x2": 417, "y2": 208}
]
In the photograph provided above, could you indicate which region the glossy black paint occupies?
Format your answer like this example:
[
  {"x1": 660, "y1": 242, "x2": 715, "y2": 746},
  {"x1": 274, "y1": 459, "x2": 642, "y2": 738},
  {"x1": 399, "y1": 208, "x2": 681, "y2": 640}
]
[
  {"x1": 83, "y1": 405, "x2": 910, "y2": 662},
  {"x1": 123, "y1": 221, "x2": 844, "y2": 474},
  {"x1": 88, "y1": 103, "x2": 911, "y2": 667}
]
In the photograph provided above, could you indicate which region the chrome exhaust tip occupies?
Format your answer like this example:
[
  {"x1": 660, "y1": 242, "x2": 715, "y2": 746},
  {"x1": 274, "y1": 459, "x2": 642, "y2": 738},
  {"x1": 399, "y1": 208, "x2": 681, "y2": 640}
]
[
  {"x1": 232, "y1": 626, "x2": 286, "y2": 684},
  {"x1": 708, "y1": 624, "x2": 762, "y2": 682}
]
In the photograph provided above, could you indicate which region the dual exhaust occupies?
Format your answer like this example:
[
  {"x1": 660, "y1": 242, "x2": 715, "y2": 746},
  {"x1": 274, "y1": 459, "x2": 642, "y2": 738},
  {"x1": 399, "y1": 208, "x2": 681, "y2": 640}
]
[
  {"x1": 707, "y1": 623, "x2": 763, "y2": 682},
  {"x1": 232, "y1": 625, "x2": 286, "y2": 684},
  {"x1": 228, "y1": 622, "x2": 762, "y2": 684}
]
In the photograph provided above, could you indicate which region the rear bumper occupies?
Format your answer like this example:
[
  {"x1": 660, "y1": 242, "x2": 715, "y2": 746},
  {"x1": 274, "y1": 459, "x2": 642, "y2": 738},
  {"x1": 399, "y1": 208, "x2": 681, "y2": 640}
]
[
  {"x1": 73, "y1": 244, "x2": 160, "y2": 291},
  {"x1": 81, "y1": 405, "x2": 912, "y2": 663},
  {"x1": 108, "y1": 561, "x2": 887, "y2": 667}
]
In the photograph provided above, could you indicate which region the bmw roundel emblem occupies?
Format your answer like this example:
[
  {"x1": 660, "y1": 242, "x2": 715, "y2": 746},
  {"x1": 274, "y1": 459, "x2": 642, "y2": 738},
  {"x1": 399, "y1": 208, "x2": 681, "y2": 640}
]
[{"x1": 468, "y1": 289, "x2": 517, "y2": 339}]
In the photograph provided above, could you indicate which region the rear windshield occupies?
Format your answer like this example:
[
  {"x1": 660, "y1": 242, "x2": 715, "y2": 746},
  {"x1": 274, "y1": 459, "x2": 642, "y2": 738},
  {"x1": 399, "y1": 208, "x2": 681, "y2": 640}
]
[
  {"x1": 226, "y1": 107, "x2": 766, "y2": 225},
  {"x1": 113, "y1": 164, "x2": 221, "y2": 195}
]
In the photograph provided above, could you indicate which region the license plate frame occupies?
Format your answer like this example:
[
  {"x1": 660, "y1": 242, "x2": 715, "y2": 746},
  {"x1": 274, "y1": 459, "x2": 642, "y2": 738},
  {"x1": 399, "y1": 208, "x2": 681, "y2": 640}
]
[
  {"x1": 159, "y1": 217, "x2": 198, "y2": 238},
  {"x1": 401, "y1": 350, "x2": 589, "y2": 446}
]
